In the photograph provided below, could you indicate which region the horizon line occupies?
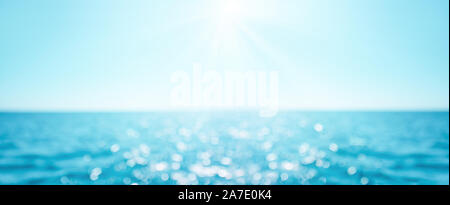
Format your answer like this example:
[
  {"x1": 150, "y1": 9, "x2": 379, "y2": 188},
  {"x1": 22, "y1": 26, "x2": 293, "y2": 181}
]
[{"x1": 0, "y1": 108, "x2": 448, "y2": 113}]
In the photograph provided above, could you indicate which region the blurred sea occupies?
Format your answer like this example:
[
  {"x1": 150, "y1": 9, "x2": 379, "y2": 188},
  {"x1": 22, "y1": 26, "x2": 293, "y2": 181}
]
[{"x1": 0, "y1": 111, "x2": 448, "y2": 185}]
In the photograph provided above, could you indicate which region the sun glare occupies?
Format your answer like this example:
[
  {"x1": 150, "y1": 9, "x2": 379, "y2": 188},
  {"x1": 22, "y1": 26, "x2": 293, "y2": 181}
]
[
  {"x1": 209, "y1": 0, "x2": 279, "y2": 61},
  {"x1": 218, "y1": 0, "x2": 245, "y2": 24},
  {"x1": 222, "y1": 0, "x2": 242, "y2": 16}
]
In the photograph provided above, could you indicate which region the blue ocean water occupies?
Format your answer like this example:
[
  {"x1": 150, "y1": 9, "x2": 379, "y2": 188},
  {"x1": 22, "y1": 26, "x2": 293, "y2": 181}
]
[{"x1": 0, "y1": 112, "x2": 448, "y2": 185}]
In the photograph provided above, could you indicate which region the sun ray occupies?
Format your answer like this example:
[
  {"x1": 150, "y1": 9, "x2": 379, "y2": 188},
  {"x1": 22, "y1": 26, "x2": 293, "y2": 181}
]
[{"x1": 236, "y1": 23, "x2": 297, "y2": 70}]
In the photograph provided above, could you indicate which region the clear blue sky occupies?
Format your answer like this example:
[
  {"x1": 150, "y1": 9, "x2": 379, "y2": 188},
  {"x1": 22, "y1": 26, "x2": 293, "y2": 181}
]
[{"x1": 0, "y1": 0, "x2": 448, "y2": 111}]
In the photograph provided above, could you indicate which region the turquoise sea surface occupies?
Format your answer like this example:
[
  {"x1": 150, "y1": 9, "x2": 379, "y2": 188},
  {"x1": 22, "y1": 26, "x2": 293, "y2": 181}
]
[{"x1": 0, "y1": 112, "x2": 448, "y2": 185}]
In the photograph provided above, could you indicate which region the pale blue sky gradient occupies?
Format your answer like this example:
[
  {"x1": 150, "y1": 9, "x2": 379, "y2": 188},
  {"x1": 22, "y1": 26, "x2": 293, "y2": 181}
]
[{"x1": 0, "y1": 0, "x2": 448, "y2": 111}]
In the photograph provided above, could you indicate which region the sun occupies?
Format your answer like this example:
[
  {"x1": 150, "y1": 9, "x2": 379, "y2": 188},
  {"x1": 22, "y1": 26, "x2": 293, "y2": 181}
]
[
  {"x1": 208, "y1": 0, "x2": 282, "y2": 63},
  {"x1": 222, "y1": 0, "x2": 243, "y2": 17},
  {"x1": 218, "y1": 0, "x2": 245, "y2": 24},
  {"x1": 209, "y1": 0, "x2": 247, "y2": 56}
]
